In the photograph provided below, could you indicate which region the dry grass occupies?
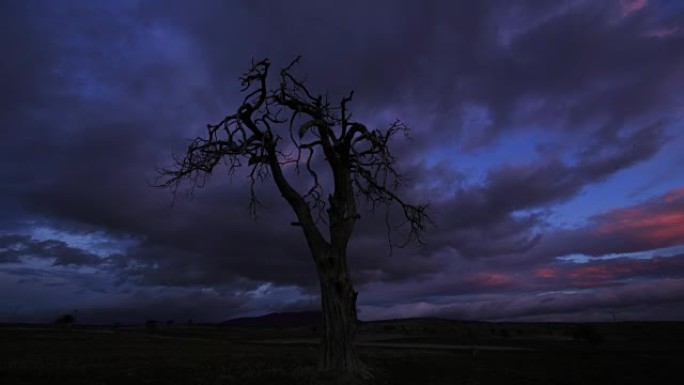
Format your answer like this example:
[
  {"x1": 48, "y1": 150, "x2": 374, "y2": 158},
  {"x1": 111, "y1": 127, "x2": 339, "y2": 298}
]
[{"x1": 1, "y1": 321, "x2": 683, "y2": 384}]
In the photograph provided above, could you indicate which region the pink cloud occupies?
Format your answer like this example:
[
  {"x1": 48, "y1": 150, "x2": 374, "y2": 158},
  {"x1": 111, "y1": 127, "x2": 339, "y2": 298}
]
[
  {"x1": 664, "y1": 188, "x2": 684, "y2": 203},
  {"x1": 647, "y1": 26, "x2": 680, "y2": 38},
  {"x1": 568, "y1": 265, "x2": 616, "y2": 281},
  {"x1": 531, "y1": 254, "x2": 684, "y2": 290},
  {"x1": 533, "y1": 267, "x2": 558, "y2": 279},
  {"x1": 466, "y1": 272, "x2": 516, "y2": 288},
  {"x1": 619, "y1": 0, "x2": 648, "y2": 16},
  {"x1": 595, "y1": 205, "x2": 684, "y2": 248},
  {"x1": 525, "y1": 187, "x2": 684, "y2": 261}
]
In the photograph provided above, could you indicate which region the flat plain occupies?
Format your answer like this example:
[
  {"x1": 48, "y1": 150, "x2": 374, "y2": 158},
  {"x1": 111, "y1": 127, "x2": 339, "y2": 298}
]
[{"x1": 2, "y1": 319, "x2": 682, "y2": 384}]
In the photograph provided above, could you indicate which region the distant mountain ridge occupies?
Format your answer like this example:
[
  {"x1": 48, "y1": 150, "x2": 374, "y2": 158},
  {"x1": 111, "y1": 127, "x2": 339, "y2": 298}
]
[{"x1": 223, "y1": 311, "x2": 322, "y2": 327}]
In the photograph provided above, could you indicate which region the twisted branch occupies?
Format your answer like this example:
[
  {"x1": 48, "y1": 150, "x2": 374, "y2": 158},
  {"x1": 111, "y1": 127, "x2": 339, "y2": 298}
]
[{"x1": 156, "y1": 57, "x2": 429, "y2": 250}]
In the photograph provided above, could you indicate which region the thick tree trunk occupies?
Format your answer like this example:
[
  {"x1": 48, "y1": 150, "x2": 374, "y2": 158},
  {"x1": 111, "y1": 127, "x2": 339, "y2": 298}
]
[{"x1": 315, "y1": 248, "x2": 368, "y2": 378}]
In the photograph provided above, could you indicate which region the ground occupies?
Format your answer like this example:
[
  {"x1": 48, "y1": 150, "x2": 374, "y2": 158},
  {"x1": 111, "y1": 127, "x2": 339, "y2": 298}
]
[{"x1": 1, "y1": 319, "x2": 682, "y2": 384}]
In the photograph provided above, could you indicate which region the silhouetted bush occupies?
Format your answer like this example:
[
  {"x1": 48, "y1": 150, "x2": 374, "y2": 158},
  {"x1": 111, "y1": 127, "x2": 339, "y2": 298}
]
[
  {"x1": 53, "y1": 313, "x2": 75, "y2": 325},
  {"x1": 145, "y1": 319, "x2": 158, "y2": 332}
]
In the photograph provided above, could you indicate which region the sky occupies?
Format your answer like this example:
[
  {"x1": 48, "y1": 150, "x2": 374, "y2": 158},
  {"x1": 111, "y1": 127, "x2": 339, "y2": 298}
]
[{"x1": 1, "y1": 0, "x2": 684, "y2": 324}]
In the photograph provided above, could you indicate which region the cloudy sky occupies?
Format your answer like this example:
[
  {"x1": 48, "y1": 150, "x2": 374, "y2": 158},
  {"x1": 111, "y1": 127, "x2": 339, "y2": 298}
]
[{"x1": 2, "y1": 0, "x2": 684, "y2": 324}]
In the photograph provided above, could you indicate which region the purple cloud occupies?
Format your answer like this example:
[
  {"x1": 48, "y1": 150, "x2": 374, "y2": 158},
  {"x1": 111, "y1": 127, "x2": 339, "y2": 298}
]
[{"x1": 1, "y1": 0, "x2": 683, "y2": 322}]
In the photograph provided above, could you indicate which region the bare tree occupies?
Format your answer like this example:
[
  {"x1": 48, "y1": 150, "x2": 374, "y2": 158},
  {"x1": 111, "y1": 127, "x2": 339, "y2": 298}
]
[{"x1": 156, "y1": 57, "x2": 428, "y2": 378}]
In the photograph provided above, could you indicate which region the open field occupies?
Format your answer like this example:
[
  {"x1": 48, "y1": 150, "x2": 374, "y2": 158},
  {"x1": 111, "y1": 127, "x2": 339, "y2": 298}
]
[{"x1": 2, "y1": 320, "x2": 683, "y2": 384}]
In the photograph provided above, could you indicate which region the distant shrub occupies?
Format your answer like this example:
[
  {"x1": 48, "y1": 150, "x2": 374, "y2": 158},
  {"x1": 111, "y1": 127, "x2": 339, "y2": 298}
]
[
  {"x1": 53, "y1": 313, "x2": 75, "y2": 325},
  {"x1": 145, "y1": 319, "x2": 158, "y2": 332},
  {"x1": 166, "y1": 319, "x2": 174, "y2": 326},
  {"x1": 383, "y1": 324, "x2": 396, "y2": 331}
]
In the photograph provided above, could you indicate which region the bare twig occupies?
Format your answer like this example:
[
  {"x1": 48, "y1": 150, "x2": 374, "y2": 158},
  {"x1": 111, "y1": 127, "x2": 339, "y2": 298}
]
[{"x1": 155, "y1": 57, "x2": 429, "y2": 250}]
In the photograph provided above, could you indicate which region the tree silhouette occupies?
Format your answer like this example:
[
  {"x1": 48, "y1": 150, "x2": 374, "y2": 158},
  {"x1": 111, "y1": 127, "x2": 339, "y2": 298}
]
[{"x1": 156, "y1": 57, "x2": 428, "y2": 378}]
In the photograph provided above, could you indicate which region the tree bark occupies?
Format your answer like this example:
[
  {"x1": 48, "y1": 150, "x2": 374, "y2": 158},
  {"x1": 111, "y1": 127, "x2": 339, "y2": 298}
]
[{"x1": 314, "y1": 247, "x2": 368, "y2": 377}]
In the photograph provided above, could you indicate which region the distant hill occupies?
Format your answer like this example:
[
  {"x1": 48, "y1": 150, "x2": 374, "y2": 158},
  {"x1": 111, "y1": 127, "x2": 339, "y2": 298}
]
[
  {"x1": 223, "y1": 311, "x2": 322, "y2": 328},
  {"x1": 223, "y1": 312, "x2": 485, "y2": 329}
]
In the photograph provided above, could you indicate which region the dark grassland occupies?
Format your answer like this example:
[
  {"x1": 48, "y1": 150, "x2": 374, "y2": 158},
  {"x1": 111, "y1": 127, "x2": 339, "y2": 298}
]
[{"x1": 2, "y1": 320, "x2": 683, "y2": 384}]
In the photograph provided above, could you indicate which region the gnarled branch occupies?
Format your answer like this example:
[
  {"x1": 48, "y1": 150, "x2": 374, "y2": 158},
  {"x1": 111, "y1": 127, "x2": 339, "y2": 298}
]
[{"x1": 155, "y1": 57, "x2": 430, "y2": 252}]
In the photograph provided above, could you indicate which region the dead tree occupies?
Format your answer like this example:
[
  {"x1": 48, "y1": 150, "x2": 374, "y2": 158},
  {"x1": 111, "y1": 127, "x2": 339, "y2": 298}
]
[{"x1": 156, "y1": 57, "x2": 428, "y2": 378}]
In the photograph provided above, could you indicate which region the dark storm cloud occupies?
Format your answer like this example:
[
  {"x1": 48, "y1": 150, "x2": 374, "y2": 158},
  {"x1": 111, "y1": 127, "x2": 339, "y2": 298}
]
[
  {"x1": 390, "y1": 120, "x2": 666, "y2": 263},
  {"x1": 1, "y1": 0, "x2": 683, "y2": 321},
  {"x1": 137, "y1": 0, "x2": 684, "y2": 147},
  {"x1": 0, "y1": 235, "x2": 25, "y2": 263},
  {"x1": 426, "y1": 277, "x2": 684, "y2": 321},
  {"x1": 332, "y1": 120, "x2": 666, "y2": 282},
  {"x1": 0, "y1": 234, "x2": 102, "y2": 266},
  {"x1": 442, "y1": 123, "x2": 665, "y2": 226},
  {"x1": 0, "y1": 1, "x2": 65, "y2": 121},
  {"x1": 0, "y1": 281, "x2": 254, "y2": 324},
  {"x1": 63, "y1": 289, "x2": 252, "y2": 324}
]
